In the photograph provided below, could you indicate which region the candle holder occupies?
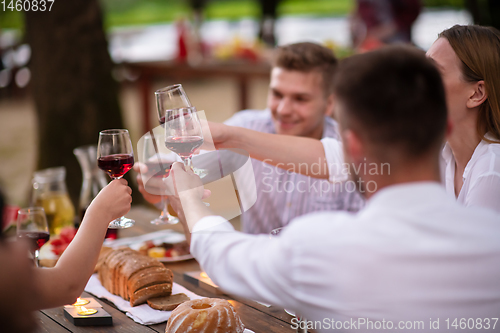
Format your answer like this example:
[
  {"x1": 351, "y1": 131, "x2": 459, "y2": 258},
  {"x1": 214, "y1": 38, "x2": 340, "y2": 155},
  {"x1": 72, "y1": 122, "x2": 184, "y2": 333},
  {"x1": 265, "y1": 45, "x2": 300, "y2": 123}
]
[
  {"x1": 63, "y1": 297, "x2": 112, "y2": 326},
  {"x1": 183, "y1": 271, "x2": 223, "y2": 294}
]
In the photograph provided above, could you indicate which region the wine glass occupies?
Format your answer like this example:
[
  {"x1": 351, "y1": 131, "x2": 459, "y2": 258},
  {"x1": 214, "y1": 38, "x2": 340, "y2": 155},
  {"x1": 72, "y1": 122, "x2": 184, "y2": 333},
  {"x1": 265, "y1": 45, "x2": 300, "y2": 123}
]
[
  {"x1": 155, "y1": 84, "x2": 192, "y2": 125},
  {"x1": 97, "y1": 129, "x2": 135, "y2": 229},
  {"x1": 140, "y1": 132, "x2": 180, "y2": 225},
  {"x1": 163, "y1": 106, "x2": 204, "y2": 172},
  {"x1": 17, "y1": 207, "x2": 50, "y2": 267},
  {"x1": 156, "y1": 85, "x2": 207, "y2": 178}
]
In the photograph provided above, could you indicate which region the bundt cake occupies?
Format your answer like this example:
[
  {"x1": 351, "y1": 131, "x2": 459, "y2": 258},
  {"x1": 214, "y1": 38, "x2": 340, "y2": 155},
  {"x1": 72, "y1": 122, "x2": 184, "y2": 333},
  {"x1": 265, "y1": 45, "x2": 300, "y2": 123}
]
[{"x1": 165, "y1": 298, "x2": 245, "y2": 333}]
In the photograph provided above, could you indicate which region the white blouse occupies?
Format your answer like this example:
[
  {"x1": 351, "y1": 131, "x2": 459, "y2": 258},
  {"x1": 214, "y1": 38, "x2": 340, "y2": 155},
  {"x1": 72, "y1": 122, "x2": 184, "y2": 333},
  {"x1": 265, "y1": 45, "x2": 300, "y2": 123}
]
[
  {"x1": 441, "y1": 134, "x2": 500, "y2": 214},
  {"x1": 322, "y1": 136, "x2": 500, "y2": 213}
]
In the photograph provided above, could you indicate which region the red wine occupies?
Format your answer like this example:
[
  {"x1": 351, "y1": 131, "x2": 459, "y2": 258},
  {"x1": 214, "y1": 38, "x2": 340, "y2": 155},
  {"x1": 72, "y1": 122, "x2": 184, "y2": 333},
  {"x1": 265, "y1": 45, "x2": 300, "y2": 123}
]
[
  {"x1": 165, "y1": 136, "x2": 203, "y2": 158},
  {"x1": 98, "y1": 154, "x2": 134, "y2": 178},
  {"x1": 18, "y1": 231, "x2": 50, "y2": 251},
  {"x1": 145, "y1": 161, "x2": 173, "y2": 178}
]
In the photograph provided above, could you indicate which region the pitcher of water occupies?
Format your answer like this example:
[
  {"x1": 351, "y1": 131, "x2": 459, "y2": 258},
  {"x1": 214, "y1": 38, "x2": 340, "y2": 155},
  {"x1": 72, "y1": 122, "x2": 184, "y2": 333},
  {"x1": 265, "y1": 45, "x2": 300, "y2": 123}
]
[{"x1": 32, "y1": 167, "x2": 75, "y2": 235}]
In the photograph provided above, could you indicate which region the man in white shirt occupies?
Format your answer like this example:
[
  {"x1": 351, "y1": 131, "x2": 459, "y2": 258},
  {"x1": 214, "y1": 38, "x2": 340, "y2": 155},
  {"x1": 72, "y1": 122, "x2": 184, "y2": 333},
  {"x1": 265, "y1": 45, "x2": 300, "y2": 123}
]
[{"x1": 167, "y1": 46, "x2": 500, "y2": 332}]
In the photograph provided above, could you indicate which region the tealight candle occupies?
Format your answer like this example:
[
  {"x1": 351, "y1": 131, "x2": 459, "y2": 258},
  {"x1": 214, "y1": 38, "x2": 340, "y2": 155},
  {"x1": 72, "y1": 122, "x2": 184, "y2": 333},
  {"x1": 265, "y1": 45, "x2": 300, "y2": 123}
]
[
  {"x1": 76, "y1": 306, "x2": 97, "y2": 316},
  {"x1": 72, "y1": 298, "x2": 90, "y2": 306}
]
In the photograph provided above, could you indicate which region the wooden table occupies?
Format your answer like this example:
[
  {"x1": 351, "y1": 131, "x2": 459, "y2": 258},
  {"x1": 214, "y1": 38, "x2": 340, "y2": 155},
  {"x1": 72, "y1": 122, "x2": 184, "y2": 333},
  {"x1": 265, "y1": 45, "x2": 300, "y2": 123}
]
[
  {"x1": 34, "y1": 213, "x2": 295, "y2": 332},
  {"x1": 124, "y1": 59, "x2": 271, "y2": 134}
]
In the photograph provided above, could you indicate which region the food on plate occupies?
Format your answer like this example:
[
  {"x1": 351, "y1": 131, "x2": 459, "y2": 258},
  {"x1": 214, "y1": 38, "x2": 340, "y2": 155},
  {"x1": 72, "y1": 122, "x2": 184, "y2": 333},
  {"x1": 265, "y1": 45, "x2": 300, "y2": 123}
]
[
  {"x1": 147, "y1": 293, "x2": 190, "y2": 311},
  {"x1": 148, "y1": 247, "x2": 167, "y2": 258},
  {"x1": 165, "y1": 298, "x2": 245, "y2": 333},
  {"x1": 139, "y1": 240, "x2": 190, "y2": 259},
  {"x1": 97, "y1": 248, "x2": 173, "y2": 306}
]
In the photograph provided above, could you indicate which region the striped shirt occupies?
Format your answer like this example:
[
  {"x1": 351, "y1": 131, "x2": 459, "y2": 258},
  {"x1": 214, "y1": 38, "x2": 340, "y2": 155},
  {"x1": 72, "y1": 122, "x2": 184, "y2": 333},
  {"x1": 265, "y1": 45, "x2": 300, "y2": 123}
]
[{"x1": 225, "y1": 110, "x2": 365, "y2": 234}]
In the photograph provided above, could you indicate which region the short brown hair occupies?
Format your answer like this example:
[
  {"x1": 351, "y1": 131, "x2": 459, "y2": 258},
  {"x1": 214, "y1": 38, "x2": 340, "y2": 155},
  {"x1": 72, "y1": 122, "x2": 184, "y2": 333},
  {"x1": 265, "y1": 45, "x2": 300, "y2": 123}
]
[
  {"x1": 273, "y1": 42, "x2": 338, "y2": 96},
  {"x1": 439, "y1": 25, "x2": 500, "y2": 143},
  {"x1": 334, "y1": 45, "x2": 447, "y2": 160}
]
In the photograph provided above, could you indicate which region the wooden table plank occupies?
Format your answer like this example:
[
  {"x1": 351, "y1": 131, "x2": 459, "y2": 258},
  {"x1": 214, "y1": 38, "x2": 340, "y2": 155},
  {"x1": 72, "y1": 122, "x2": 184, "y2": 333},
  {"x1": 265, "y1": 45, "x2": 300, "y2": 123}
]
[
  {"x1": 165, "y1": 260, "x2": 296, "y2": 325},
  {"x1": 34, "y1": 311, "x2": 71, "y2": 333},
  {"x1": 40, "y1": 292, "x2": 157, "y2": 333}
]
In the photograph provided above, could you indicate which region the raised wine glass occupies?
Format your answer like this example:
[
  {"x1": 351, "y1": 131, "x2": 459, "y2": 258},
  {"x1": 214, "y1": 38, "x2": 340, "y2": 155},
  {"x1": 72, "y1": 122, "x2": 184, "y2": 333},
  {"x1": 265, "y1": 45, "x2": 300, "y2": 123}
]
[
  {"x1": 156, "y1": 84, "x2": 207, "y2": 178},
  {"x1": 163, "y1": 106, "x2": 204, "y2": 172},
  {"x1": 141, "y1": 132, "x2": 180, "y2": 225},
  {"x1": 97, "y1": 129, "x2": 135, "y2": 229},
  {"x1": 17, "y1": 207, "x2": 50, "y2": 267},
  {"x1": 155, "y1": 84, "x2": 192, "y2": 125}
]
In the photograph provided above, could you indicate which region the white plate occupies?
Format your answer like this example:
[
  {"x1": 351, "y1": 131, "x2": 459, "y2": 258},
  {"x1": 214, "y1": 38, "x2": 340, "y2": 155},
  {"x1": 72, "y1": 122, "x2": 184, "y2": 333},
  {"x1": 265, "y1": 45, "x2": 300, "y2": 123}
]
[{"x1": 104, "y1": 230, "x2": 194, "y2": 263}]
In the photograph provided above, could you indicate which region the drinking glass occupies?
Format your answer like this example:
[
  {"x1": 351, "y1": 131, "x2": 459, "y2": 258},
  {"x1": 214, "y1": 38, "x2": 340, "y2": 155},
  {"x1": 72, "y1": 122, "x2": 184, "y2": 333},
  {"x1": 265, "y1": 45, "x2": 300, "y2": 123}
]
[
  {"x1": 155, "y1": 84, "x2": 192, "y2": 125},
  {"x1": 163, "y1": 106, "x2": 204, "y2": 172},
  {"x1": 141, "y1": 132, "x2": 179, "y2": 225},
  {"x1": 17, "y1": 207, "x2": 50, "y2": 267},
  {"x1": 97, "y1": 129, "x2": 135, "y2": 229},
  {"x1": 156, "y1": 84, "x2": 207, "y2": 178}
]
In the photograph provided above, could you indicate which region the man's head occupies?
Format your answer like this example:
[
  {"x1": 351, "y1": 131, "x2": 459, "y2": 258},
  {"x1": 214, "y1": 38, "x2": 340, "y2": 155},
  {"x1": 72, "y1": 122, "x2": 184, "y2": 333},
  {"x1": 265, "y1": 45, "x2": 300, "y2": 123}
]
[
  {"x1": 268, "y1": 42, "x2": 338, "y2": 139},
  {"x1": 333, "y1": 46, "x2": 447, "y2": 187}
]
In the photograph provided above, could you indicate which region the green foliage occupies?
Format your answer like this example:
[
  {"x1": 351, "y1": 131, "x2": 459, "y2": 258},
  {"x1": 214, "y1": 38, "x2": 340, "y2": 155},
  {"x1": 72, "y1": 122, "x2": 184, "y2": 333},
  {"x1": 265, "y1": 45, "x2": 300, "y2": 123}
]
[
  {"x1": 280, "y1": 0, "x2": 353, "y2": 17},
  {"x1": 0, "y1": 0, "x2": 468, "y2": 30},
  {"x1": 0, "y1": 7, "x2": 23, "y2": 30},
  {"x1": 423, "y1": 0, "x2": 465, "y2": 8}
]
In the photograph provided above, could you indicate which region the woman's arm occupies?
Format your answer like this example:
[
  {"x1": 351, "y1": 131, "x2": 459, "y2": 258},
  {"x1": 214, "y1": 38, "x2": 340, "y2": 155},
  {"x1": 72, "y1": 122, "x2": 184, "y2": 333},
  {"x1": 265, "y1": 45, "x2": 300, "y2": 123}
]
[
  {"x1": 33, "y1": 179, "x2": 132, "y2": 309},
  {"x1": 207, "y1": 121, "x2": 332, "y2": 179}
]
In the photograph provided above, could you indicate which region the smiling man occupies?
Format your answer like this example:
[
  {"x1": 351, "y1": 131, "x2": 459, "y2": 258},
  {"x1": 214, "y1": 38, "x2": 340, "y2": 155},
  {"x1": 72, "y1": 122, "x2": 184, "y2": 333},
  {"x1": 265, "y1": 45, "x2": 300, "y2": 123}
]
[{"x1": 223, "y1": 42, "x2": 364, "y2": 234}]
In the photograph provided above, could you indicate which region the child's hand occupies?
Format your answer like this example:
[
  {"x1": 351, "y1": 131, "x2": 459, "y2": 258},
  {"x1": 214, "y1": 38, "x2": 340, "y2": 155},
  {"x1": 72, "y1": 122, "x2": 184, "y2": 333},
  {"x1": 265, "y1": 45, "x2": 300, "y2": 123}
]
[{"x1": 88, "y1": 179, "x2": 132, "y2": 222}]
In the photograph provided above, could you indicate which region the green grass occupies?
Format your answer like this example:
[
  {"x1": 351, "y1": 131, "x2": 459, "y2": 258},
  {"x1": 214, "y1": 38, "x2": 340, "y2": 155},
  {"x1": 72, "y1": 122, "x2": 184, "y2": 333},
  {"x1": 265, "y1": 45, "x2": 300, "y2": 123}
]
[{"x1": 0, "y1": 0, "x2": 467, "y2": 30}]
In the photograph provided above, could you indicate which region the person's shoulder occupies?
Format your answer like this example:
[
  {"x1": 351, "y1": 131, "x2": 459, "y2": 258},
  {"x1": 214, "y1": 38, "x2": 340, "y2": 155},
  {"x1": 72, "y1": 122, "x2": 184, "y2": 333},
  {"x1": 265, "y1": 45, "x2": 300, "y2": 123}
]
[
  {"x1": 286, "y1": 210, "x2": 357, "y2": 236},
  {"x1": 468, "y1": 140, "x2": 500, "y2": 179},
  {"x1": 223, "y1": 109, "x2": 273, "y2": 130},
  {"x1": 322, "y1": 116, "x2": 340, "y2": 139}
]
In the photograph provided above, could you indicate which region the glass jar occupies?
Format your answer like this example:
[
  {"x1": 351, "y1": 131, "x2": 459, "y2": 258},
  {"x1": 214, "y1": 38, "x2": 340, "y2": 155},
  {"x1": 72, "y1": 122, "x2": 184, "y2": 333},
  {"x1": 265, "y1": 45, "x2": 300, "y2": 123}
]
[{"x1": 32, "y1": 167, "x2": 75, "y2": 235}]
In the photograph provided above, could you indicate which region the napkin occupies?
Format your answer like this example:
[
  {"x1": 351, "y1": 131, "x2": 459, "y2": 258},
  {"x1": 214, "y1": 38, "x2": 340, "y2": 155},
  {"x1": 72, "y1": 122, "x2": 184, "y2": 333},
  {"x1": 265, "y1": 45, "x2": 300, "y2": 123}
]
[
  {"x1": 84, "y1": 274, "x2": 203, "y2": 325},
  {"x1": 84, "y1": 274, "x2": 255, "y2": 332}
]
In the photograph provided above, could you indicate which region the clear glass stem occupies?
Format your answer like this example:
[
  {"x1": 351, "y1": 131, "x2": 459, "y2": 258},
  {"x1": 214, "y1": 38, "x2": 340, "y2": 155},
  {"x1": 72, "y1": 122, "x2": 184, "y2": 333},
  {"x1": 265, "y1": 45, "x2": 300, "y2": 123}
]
[
  {"x1": 108, "y1": 176, "x2": 135, "y2": 229},
  {"x1": 151, "y1": 195, "x2": 179, "y2": 225},
  {"x1": 34, "y1": 249, "x2": 40, "y2": 267},
  {"x1": 182, "y1": 156, "x2": 193, "y2": 172}
]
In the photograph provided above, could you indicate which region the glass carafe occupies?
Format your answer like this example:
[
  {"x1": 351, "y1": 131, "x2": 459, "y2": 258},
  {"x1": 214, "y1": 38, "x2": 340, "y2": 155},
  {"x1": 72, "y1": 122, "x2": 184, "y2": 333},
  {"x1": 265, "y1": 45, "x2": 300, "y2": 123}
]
[
  {"x1": 74, "y1": 145, "x2": 108, "y2": 222},
  {"x1": 74, "y1": 145, "x2": 118, "y2": 239},
  {"x1": 32, "y1": 167, "x2": 75, "y2": 236}
]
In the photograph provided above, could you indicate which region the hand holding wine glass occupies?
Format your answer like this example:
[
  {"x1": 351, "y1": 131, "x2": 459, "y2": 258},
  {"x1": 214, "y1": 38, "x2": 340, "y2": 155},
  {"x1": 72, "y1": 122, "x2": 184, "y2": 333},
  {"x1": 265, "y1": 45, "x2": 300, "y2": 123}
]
[
  {"x1": 140, "y1": 133, "x2": 180, "y2": 225},
  {"x1": 17, "y1": 207, "x2": 50, "y2": 267},
  {"x1": 97, "y1": 129, "x2": 135, "y2": 229}
]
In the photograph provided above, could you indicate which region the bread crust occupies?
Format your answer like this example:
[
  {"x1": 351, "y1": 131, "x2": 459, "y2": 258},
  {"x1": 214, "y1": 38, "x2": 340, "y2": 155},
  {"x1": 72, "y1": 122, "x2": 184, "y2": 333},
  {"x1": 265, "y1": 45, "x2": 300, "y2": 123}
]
[
  {"x1": 147, "y1": 293, "x2": 190, "y2": 311},
  {"x1": 96, "y1": 248, "x2": 173, "y2": 306}
]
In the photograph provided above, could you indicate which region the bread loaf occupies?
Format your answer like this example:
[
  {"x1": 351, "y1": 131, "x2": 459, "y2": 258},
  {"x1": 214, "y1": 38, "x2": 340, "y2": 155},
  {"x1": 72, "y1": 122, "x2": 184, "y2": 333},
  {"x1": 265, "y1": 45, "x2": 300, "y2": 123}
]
[
  {"x1": 147, "y1": 293, "x2": 190, "y2": 311},
  {"x1": 97, "y1": 248, "x2": 173, "y2": 306}
]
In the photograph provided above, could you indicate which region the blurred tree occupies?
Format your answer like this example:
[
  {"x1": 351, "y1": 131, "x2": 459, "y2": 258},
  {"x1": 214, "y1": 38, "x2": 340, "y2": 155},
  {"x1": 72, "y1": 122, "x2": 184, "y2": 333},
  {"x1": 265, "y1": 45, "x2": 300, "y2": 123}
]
[
  {"x1": 465, "y1": 0, "x2": 500, "y2": 30},
  {"x1": 24, "y1": 0, "x2": 134, "y2": 210}
]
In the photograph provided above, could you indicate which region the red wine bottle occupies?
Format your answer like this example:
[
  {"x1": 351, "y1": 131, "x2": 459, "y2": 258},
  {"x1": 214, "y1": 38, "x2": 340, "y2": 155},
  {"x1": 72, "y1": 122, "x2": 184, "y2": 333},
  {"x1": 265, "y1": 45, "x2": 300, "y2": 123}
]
[
  {"x1": 98, "y1": 154, "x2": 134, "y2": 178},
  {"x1": 165, "y1": 136, "x2": 203, "y2": 158},
  {"x1": 18, "y1": 231, "x2": 50, "y2": 250}
]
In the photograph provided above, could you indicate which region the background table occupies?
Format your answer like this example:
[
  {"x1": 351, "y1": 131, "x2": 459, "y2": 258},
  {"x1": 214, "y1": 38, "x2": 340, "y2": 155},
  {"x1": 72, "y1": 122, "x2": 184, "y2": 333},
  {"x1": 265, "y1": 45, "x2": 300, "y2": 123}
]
[{"x1": 124, "y1": 59, "x2": 271, "y2": 134}]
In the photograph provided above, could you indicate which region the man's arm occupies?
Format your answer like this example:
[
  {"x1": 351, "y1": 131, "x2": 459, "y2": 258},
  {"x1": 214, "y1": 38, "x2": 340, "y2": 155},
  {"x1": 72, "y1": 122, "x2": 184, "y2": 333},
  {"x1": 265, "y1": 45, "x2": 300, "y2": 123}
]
[{"x1": 207, "y1": 121, "x2": 332, "y2": 179}]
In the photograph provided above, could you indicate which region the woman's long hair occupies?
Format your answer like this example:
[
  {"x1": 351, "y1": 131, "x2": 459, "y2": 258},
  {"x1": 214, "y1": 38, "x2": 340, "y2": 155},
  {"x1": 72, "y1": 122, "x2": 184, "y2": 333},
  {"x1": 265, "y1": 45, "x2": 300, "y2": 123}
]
[{"x1": 439, "y1": 25, "x2": 500, "y2": 143}]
